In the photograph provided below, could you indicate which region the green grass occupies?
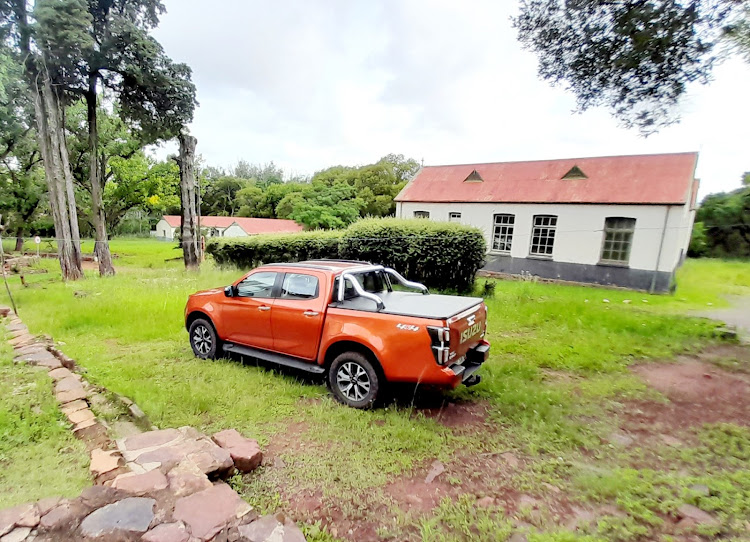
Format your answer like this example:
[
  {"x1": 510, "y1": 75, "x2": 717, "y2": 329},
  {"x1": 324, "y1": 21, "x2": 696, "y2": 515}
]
[
  {"x1": 2, "y1": 240, "x2": 748, "y2": 540},
  {"x1": 0, "y1": 345, "x2": 90, "y2": 507}
]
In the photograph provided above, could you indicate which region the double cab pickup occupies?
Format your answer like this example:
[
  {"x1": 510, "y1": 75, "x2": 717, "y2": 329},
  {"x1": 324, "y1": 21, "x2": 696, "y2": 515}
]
[{"x1": 184, "y1": 260, "x2": 490, "y2": 408}]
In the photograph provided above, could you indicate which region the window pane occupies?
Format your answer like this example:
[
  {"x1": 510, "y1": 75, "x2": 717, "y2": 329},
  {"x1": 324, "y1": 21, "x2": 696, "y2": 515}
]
[
  {"x1": 281, "y1": 273, "x2": 319, "y2": 300},
  {"x1": 492, "y1": 214, "x2": 515, "y2": 252},
  {"x1": 237, "y1": 272, "x2": 277, "y2": 298},
  {"x1": 601, "y1": 217, "x2": 635, "y2": 263},
  {"x1": 530, "y1": 215, "x2": 558, "y2": 256}
]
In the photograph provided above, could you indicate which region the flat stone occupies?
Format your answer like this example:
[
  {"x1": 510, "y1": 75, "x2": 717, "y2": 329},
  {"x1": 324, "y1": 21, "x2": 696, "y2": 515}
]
[
  {"x1": 55, "y1": 377, "x2": 83, "y2": 394},
  {"x1": 36, "y1": 497, "x2": 62, "y2": 517},
  {"x1": 14, "y1": 505, "x2": 38, "y2": 529},
  {"x1": 80, "y1": 486, "x2": 127, "y2": 509},
  {"x1": 73, "y1": 422, "x2": 109, "y2": 448},
  {"x1": 508, "y1": 534, "x2": 529, "y2": 542},
  {"x1": 39, "y1": 504, "x2": 75, "y2": 530},
  {"x1": 0, "y1": 527, "x2": 31, "y2": 542},
  {"x1": 90, "y1": 449, "x2": 122, "y2": 477},
  {"x1": 424, "y1": 460, "x2": 445, "y2": 484},
  {"x1": 66, "y1": 408, "x2": 95, "y2": 425},
  {"x1": 677, "y1": 504, "x2": 718, "y2": 526},
  {"x1": 133, "y1": 446, "x2": 184, "y2": 471},
  {"x1": 79, "y1": 497, "x2": 155, "y2": 537},
  {"x1": 61, "y1": 400, "x2": 89, "y2": 416},
  {"x1": 212, "y1": 429, "x2": 263, "y2": 473},
  {"x1": 47, "y1": 367, "x2": 74, "y2": 382},
  {"x1": 112, "y1": 470, "x2": 168, "y2": 495},
  {"x1": 173, "y1": 484, "x2": 251, "y2": 540},
  {"x1": 661, "y1": 435, "x2": 684, "y2": 447},
  {"x1": 15, "y1": 351, "x2": 61, "y2": 369},
  {"x1": 56, "y1": 387, "x2": 87, "y2": 404},
  {"x1": 9, "y1": 334, "x2": 34, "y2": 347},
  {"x1": 238, "y1": 515, "x2": 306, "y2": 542},
  {"x1": 128, "y1": 403, "x2": 147, "y2": 420},
  {"x1": 141, "y1": 522, "x2": 189, "y2": 542},
  {"x1": 238, "y1": 515, "x2": 281, "y2": 542},
  {"x1": 167, "y1": 462, "x2": 212, "y2": 497},
  {"x1": 121, "y1": 428, "x2": 181, "y2": 452}
]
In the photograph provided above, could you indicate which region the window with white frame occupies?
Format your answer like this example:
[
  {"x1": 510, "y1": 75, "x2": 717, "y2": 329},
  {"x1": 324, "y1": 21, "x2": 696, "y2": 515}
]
[
  {"x1": 413, "y1": 211, "x2": 430, "y2": 219},
  {"x1": 530, "y1": 215, "x2": 557, "y2": 257},
  {"x1": 492, "y1": 214, "x2": 515, "y2": 253},
  {"x1": 448, "y1": 212, "x2": 461, "y2": 222},
  {"x1": 600, "y1": 217, "x2": 636, "y2": 265}
]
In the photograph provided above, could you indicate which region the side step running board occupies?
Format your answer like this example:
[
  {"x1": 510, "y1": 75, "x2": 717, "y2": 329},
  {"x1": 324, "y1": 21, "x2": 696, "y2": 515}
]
[{"x1": 222, "y1": 343, "x2": 325, "y2": 374}]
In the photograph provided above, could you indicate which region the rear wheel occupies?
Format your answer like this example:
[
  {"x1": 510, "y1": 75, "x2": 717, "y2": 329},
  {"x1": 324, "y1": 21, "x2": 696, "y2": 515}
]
[
  {"x1": 189, "y1": 318, "x2": 219, "y2": 359},
  {"x1": 328, "y1": 352, "x2": 380, "y2": 409}
]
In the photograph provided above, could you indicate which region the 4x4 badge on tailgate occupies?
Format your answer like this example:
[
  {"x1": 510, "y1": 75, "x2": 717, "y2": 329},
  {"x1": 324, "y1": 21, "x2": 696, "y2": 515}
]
[{"x1": 396, "y1": 323, "x2": 420, "y2": 332}]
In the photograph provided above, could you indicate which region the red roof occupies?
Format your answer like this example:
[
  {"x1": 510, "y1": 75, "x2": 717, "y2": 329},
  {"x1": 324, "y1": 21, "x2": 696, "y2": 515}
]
[
  {"x1": 395, "y1": 153, "x2": 698, "y2": 205},
  {"x1": 162, "y1": 215, "x2": 303, "y2": 234}
]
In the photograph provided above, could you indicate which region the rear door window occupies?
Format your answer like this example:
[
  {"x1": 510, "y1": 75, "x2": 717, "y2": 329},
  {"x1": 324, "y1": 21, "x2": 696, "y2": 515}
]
[{"x1": 281, "y1": 273, "x2": 319, "y2": 300}]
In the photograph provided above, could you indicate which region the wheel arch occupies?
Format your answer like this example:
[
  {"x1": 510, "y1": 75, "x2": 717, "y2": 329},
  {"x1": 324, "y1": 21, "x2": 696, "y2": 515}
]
[
  {"x1": 323, "y1": 340, "x2": 384, "y2": 377},
  {"x1": 186, "y1": 310, "x2": 215, "y2": 332}
]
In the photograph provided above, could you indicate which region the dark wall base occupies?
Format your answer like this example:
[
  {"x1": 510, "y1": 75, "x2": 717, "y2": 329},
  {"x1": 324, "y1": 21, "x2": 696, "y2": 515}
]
[{"x1": 482, "y1": 255, "x2": 673, "y2": 293}]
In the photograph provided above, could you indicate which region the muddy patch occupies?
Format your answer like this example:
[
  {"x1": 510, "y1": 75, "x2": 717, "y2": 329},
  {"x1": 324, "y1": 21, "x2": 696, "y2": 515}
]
[
  {"x1": 417, "y1": 400, "x2": 490, "y2": 429},
  {"x1": 629, "y1": 357, "x2": 749, "y2": 432}
]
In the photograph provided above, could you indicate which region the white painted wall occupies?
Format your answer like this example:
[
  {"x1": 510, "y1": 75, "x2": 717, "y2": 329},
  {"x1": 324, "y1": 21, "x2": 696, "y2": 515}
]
[
  {"x1": 396, "y1": 201, "x2": 695, "y2": 273},
  {"x1": 154, "y1": 219, "x2": 175, "y2": 239},
  {"x1": 223, "y1": 223, "x2": 249, "y2": 238}
]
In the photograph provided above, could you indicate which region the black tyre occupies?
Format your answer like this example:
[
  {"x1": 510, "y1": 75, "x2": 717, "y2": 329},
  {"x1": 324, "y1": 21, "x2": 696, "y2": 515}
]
[
  {"x1": 189, "y1": 318, "x2": 219, "y2": 359},
  {"x1": 328, "y1": 351, "x2": 381, "y2": 409}
]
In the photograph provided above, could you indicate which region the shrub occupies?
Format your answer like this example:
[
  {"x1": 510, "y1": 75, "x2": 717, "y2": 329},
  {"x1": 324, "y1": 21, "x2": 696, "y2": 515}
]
[
  {"x1": 340, "y1": 218, "x2": 486, "y2": 292},
  {"x1": 206, "y1": 218, "x2": 487, "y2": 292},
  {"x1": 206, "y1": 230, "x2": 342, "y2": 269}
]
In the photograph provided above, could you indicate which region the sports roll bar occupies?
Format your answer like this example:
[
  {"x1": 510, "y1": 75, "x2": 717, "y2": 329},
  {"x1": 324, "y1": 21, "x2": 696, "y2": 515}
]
[
  {"x1": 383, "y1": 268, "x2": 429, "y2": 295},
  {"x1": 336, "y1": 265, "x2": 430, "y2": 311},
  {"x1": 339, "y1": 270, "x2": 385, "y2": 311}
]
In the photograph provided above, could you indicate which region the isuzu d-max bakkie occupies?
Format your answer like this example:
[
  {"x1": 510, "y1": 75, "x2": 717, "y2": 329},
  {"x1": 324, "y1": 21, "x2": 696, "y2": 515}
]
[{"x1": 185, "y1": 260, "x2": 490, "y2": 408}]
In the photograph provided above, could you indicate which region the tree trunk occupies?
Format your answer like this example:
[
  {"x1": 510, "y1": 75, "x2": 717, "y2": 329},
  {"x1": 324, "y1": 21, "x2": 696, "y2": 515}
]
[
  {"x1": 86, "y1": 82, "x2": 115, "y2": 276},
  {"x1": 31, "y1": 65, "x2": 84, "y2": 281},
  {"x1": 14, "y1": 228, "x2": 24, "y2": 252},
  {"x1": 177, "y1": 133, "x2": 199, "y2": 270}
]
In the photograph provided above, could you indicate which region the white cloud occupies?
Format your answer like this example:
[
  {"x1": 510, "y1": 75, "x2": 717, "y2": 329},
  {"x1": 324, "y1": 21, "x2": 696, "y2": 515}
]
[{"x1": 153, "y1": 0, "x2": 750, "y2": 198}]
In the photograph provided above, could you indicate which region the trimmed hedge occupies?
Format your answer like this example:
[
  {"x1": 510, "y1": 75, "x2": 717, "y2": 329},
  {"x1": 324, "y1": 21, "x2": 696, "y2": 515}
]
[
  {"x1": 340, "y1": 218, "x2": 486, "y2": 292},
  {"x1": 205, "y1": 218, "x2": 486, "y2": 292},
  {"x1": 207, "y1": 230, "x2": 342, "y2": 269}
]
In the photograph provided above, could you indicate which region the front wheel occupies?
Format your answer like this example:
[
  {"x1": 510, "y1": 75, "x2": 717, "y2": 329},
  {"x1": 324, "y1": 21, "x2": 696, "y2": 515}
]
[
  {"x1": 328, "y1": 352, "x2": 381, "y2": 409},
  {"x1": 189, "y1": 318, "x2": 219, "y2": 359}
]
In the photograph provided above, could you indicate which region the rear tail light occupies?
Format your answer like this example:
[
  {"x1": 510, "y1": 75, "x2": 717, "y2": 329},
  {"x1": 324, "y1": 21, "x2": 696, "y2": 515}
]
[{"x1": 427, "y1": 326, "x2": 451, "y2": 365}]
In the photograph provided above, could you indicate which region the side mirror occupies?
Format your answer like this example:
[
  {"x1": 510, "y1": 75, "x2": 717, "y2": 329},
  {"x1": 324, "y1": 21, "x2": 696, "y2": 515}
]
[{"x1": 224, "y1": 285, "x2": 234, "y2": 297}]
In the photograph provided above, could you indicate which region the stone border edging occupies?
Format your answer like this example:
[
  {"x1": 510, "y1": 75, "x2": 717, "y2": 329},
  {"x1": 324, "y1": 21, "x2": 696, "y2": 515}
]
[{"x1": 0, "y1": 306, "x2": 307, "y2": 542}]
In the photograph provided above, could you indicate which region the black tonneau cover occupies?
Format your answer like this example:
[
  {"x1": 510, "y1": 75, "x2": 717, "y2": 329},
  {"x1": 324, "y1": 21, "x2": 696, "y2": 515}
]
[{"x1": 332, "y1": 291, "x2": 482, "y2": 320}]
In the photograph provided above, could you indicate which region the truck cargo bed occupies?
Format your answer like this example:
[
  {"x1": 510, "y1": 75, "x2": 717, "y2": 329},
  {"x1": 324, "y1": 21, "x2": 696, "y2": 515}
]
[{"x1": 333, "y1": 291, "x2": 482, "y2": 319}]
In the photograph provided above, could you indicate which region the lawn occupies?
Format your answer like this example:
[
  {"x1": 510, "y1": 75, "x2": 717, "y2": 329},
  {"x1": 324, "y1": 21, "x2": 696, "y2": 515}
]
[
  {"x1": 2, "y1": 238, "x2": 749, "y2": 541},
  {"x1": 0, "y1": 345, "x2": 90, "y2": 508}
]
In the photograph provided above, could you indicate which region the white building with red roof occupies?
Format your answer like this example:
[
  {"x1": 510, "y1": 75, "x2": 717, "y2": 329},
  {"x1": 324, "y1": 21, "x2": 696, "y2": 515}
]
[
  {"x1": 394, "y1": 152, "x2": 699, "y2": 292},
  {"x1": 153, "y1": 215, "x2": 303, "y2": 240}
]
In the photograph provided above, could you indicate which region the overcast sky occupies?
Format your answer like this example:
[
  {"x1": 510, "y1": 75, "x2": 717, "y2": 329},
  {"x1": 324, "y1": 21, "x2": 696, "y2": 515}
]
[{"x1": 153, "y1": 0, "x2": 750, "y2": 199}]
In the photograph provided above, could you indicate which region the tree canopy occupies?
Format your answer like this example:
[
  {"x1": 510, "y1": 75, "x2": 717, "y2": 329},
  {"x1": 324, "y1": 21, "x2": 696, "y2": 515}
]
[
  {"x1": 514, "y1": 0, "x2": 749, "y2": 133},
  {"x1": 691, "y1": 172, "x2": 750, "y2": 257}
]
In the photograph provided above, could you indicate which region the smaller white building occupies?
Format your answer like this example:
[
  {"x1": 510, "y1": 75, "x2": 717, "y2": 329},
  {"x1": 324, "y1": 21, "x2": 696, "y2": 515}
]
[
  {"x1": 395, "y1": 153, "x2": 699, "y2": 292},
  {"x1": 152, "y1": 215, "x2": 303, "y2": 240}
]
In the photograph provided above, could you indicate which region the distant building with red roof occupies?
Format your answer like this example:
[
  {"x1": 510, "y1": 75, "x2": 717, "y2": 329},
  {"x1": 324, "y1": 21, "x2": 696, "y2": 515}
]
[
  {"x1": 153, "y1": 215, "x2": 303, "y2": 240},
  {"x1": 395, "y1": 152, "x2": 699, "y2": 292}
]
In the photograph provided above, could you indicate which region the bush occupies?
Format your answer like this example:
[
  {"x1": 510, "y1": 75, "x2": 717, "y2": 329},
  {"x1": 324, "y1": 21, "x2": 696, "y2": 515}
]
[
  {"x1": 205, "y1": 218, "x2": 487, "y2": 292},
  {"x1": 207, "y1": 230, "x2": 343, "y2": 269},
  {"x1": 340, "y1": 218, "x2": 486, "y2": 292}
]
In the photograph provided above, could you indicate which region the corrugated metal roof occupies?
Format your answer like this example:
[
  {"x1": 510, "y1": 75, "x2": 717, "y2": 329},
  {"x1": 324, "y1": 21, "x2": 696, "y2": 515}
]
[
  {"x1": 395, "y1": 152, "x2": 698, "y2": 205},
  {"x1": 162, "y1": 215, "x2": 303, "y2": 234}
]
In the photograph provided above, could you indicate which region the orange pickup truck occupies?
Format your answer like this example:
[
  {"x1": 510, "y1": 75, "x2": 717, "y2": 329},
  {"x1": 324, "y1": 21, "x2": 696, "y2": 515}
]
[{"x1": 184, "y1": 260, "x2": 490, "y2": 408}]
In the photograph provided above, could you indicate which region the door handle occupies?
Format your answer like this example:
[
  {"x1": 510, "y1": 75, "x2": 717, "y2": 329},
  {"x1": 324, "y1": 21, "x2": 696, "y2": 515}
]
[
  {"x1": 258, "y1": 306, "x2": 271, "y2": 312},
  {"x1": 303, "y1": 310, "x2": 319, "y2": 317}
]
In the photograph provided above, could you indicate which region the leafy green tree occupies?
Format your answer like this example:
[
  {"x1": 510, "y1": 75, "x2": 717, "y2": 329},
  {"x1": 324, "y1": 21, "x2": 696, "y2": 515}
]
[
  {"x1": 282, "y1": 181, "x2": 364, "y2": 230},
  {"x1": 514, "y1": 1, "x2": 748, "y2": 133},
  {"x1": 236, "y1": 184, "x2": 265, "y2": 217},
  {"x1": 693, "y1": 172, "x2": 750, "y2": 257},
  {"x1": 201, "y1": 176, "x2": 250, "y2": 216}
]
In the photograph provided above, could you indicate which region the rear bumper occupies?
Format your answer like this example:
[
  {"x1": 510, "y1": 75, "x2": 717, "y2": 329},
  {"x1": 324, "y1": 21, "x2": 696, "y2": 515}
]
[{"x1": 448, "y1": 340, "x2": 490, "y2": 387}]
